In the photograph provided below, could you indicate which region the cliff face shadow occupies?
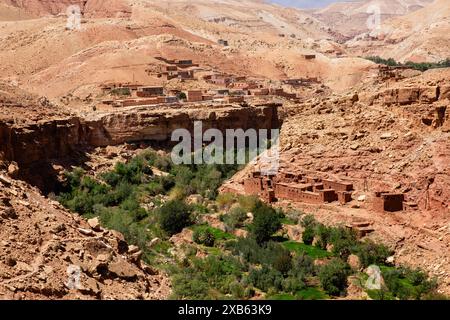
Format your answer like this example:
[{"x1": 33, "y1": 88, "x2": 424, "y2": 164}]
[{"x1": 16, "y1": 148, "x2": 91, "y2": 195}]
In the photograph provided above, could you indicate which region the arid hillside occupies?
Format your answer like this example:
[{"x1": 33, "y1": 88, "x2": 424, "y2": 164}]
[
  {"x1": 314, "y1": 0, "x2": 434, "y2": 37},
  {"x1": 346, "y1": 0, "x2": 450, "y2": 62},
  {"x1": 0, "y1": 0, "x2": 378, "y2": 100},
  {"x1": 0, "y1": 0, "x2": 449, "y2": 300},
  {"x1": 223, "y1": 67, "x2": 450, "y2": 294}
]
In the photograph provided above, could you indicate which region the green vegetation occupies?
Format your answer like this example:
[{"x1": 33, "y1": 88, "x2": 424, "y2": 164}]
[
  {"x1": 319, "y1": 259, "x2": 351, "y2": 296},
  {"x1": 300, "y1": 214, "x2": 317, "y2": 245},
  {"x1": 58, "y1": 150, "x2": 443, "y2": 301},
  {"x1": 221, "y1": 205, "x2": 247, "y2": 231},
  {"x1": 282, "y1": 241, "x2": 330, "y2": 259},
  {"x1": 365, "y1": 56, "x2": 450, "y2": 72},
  {"x1": 193, "y1": 228, "x2": 216, "y2": 247},
  {"x1": 177, "y1": 92, "x2": 187, "y2": 101},
  {"x1": 249, "y1": 202, "x2": 283, "y2": 244},
  {"x1": 158, "y1": 200, "x2": 193, "y2": 236},
  {"x1": 58, "y1": 150, "x2": 241, "y2": 261},
  {"x1": 170, "y1": 254, "x2": 247, "y2": 300},
  {"x1": 379, "y1": 266, "x2": 438, "y2": 300},
  {"x1": 192, "y1": 225, "x2": 235, "y2": 246}
]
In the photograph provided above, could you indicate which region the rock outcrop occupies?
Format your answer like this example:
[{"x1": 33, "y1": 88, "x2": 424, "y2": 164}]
[
  {"x1": 0, "y1": 173, "x2": 170, "y2": 300},
  {"x1": 2, "y1": 0, "x2": 131, "y2": 18},
  {"x1": 0, "y1": 103, "x2": 280, "y2": 191}
]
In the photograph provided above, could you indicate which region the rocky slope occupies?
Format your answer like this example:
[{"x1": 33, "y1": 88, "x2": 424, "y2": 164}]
[
  {"x1": 224, "y1": 67, "x2": 450, "y2": 294},
  {"x1": 0, "y1": 0, "x2": 377, "y2": 99},
  {"x1": 0, "y1": 81, "x2": 279, "y2": 191},
  {"x1": 0, "y1": 172, "x2": 170, "y2": 300},
  {"x1": 346, "y1": 0, "x2": 450, "y2": 62},
  {"x1": 1, "y1": 0, "x2": 131, "y2": 18},
  {"x1": 314, "y1": 0, "x2": 434, "y2": 37}
]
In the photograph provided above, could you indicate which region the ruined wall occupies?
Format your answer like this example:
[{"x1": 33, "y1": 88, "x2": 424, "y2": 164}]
[
  {"x1": 373, "y1": 193, "x2": 405, "y2": 212},
  {"x1": 322, "y1": 180, "x2": 354, "y2": 192}
]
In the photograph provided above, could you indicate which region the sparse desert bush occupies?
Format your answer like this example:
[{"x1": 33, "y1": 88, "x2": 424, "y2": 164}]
[{"x1": 223, "y1": 205, "x2": 247, "y2": 230}]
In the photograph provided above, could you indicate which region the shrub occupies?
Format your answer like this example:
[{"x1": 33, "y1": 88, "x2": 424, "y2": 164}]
[
  {"x1": 229, "y1": 281, "x2": 245, "y2": 299},
  {"x1": 329, "y1": 227, "x2": 358, "y2": 260},
  {"x1": 216, "y1": 193, "x2": 236, "y2": 210},
  {"x1": 301, "y1": 214, "x2": 317, "y2": 228},
  {"x1": 248, "y1": 265, "x2": 284, "y2": 292},
  {"x1": 177, "y1": 92, "x2": 187, "y2": 100},
  {"x1": 237, "y1": 195, "x2": 260, "y2": 213},
  {"x1": 302, "y1": 226, "x2": 315, "y2": 245},
  {"x1": 282, "y1": 277, "x2": 306, "y2": 294},
  {"x1": 319, "y1": 259, "x2": 351, "y2": 296},
  {"x1": 223, "y1": 205, "x2": 247, "y2": 230},
  {"x1": 249, "y1": 202, "x2": 282, "y2": 244},
  {"x1": 272, "y1": 249, "x2": 293, "y2": 276},
  {"x1": 290, "y1": 253, "x2": 316, "y2": 278},
  {"x1": 158, "y1": 200, "x2": 193, "y2": 236},
  {"x1": 193, "y1": 228, "x2": 216, "y2": 247},
  {"x1": 353, "y1": 240, "x2": 392, "y2": 268},
  {"x1": 382, "y1": 267, "x2": 438, "y2": 300},
  {"x1": 315, "y1": 224, "x2": 331, "y2": 250}
]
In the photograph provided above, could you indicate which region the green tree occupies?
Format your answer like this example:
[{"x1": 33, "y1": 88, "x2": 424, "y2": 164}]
[
  {"x1": 319, "y1": 259, "x2": 351, "y2": 296},
  {"x1": 158, "y1": 200, "x2": 193, "y2": 236},
  {"x1": 302, "y1": 226, "x2": 315, "y2": 245},
  {"x1": 249, "y1": 202, "x2": 282, "y2": 244},
  {"x1": 315, "y1": 224, "x2": 331, "y2": 250},
  {"x1": 353, "y1": 240, "x2": 392, "y2": 268}
]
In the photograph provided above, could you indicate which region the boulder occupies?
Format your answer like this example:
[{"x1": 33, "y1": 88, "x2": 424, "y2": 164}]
[
  {"x1": 0, "y1": 175, "x2": 12, "y2": 186},
  {"x1": 7, "y1": 162, "x2": 19, "y2": 178},
  {"x1": 439, "y1": 85, "x2": 450, "y2": 100},
  {"x1": 108, "y1": 258, "x2": 139, "y2": 280},
  {"x1": 1, "y1": 207, "x2": 17, "y2": 219},
  {"x1": 78, "y1": 228, "x2": 95, "y2": 237},
  {"x1": 386, "y1": 256, "x2": 395, "y2": 264},
  {"x1": 397, "y1": 87, "x2": 420, "y2": 105},
  {"x1": 419, "y1": 86, "x2": 439, "y2": 103},
  {"x1": 148, "y1": 237, "x2": 161, "y2": 248},
  {"x1": 87, "y1": 217, "x2": 102, "y2": 232},
  {"x1": 348, "y1": 254, "x2": 361, "y2": 270},
  {"x1": 80, "y1": 277, "x2": 101, "y2": 296},
  {"x1": 128, "y1": 245, "x2": 140, "y2": 254}
]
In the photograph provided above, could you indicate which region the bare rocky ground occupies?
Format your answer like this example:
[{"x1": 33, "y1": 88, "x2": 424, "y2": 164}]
[{"x1": 0, "y1": 172, "x2": 171, "y2": 300}]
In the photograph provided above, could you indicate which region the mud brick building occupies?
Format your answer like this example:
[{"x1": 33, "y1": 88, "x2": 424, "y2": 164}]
[
  {"x1": 282, "y1": 78, "x2": 319, "y2": 87},
  {"x1": 186, "y1": 90, "x2": 204, "y2": 102},
  {"x1": 177, "y1": 70, "x2": 195, "y2": 80},
  {"x1": 303, "y1": 54, "x2": 316, "y2": 60},
  {"x1": 345, "y1": 221, "x2": 375, "y2": 238},
  {"x1": 243, "y1": 171, "x2": 354, "y2": 205},
  {"x1": 206, "y1": 74, "x2": 233, "y2": 86},
  {"x1": 373, "y1": 192, "x2": 404, "y2": 212},
  {"x1": 269, "y1": 88, "x2": 297, "y2": 99},
  {"x1": 137, "y1": 86, "x2": 164, "y2": 97}
]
